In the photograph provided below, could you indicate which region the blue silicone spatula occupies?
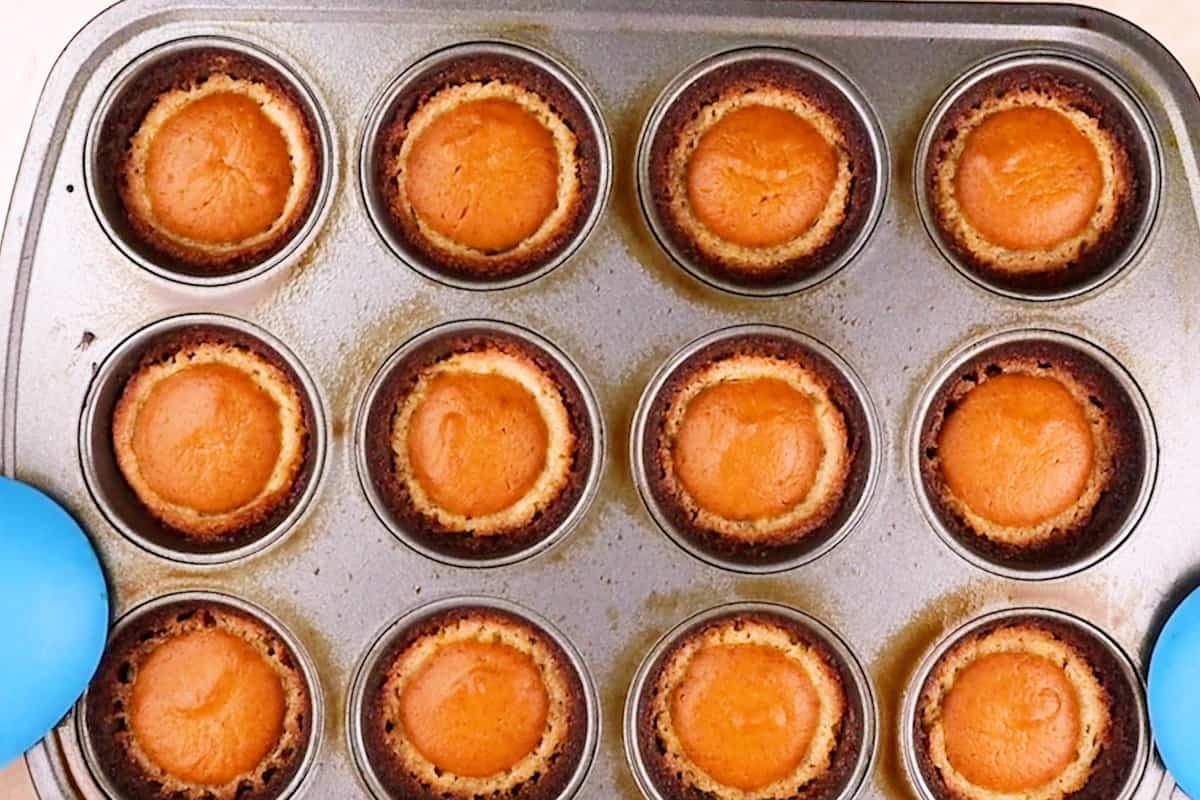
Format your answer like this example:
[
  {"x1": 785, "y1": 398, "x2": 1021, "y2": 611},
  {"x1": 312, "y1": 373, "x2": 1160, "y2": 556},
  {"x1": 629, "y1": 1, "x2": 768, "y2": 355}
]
[
  {"x1": 1149, "y1": 585, "x2": 1200, "y2": 798},
  {"x1": 0, "y1": 476, "x2": 108, "y2": 765}
]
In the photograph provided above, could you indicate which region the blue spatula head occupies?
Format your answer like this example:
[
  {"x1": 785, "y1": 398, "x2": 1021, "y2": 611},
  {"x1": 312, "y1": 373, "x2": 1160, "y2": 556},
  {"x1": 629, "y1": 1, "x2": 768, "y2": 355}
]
[
  {"x1": 0, "y1": 477, "x2": 109, "y2": 764},
  {"x1": 1150, "y1": 585, "x2": 1200, "y2": 797}
]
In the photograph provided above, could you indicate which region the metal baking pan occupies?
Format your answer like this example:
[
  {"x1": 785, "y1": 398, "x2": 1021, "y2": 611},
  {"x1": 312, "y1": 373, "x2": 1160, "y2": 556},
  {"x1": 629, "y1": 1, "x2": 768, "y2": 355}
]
[{"x1": 4, "y1": 1, "x2": 1200, "y2": 797}]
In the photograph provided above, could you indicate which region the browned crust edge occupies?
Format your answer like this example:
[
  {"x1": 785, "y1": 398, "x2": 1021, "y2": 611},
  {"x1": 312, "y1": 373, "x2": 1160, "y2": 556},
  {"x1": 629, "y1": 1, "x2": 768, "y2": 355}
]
[
  {"x1": 364, "y1": 329, "x2": 594, "y2": 560},
  {"x1": 106, "y1": 324, "x2": 318, "y2": 553},
  {"x1": 918, "y1": 339, "x2": 1146, "y2": 570},
  {"x1": 641, "y1": 334, "x2": 871, "y2": 567},
  {"x1": 97, "y1": 47, "x2": 322, "y2": 276},
  {"x1": 375, "y1": 52, "x2": 601, "y2": 282},
  {"x1": 913, "y1": 615, "x2": 1141, "y2": 800},
  {"x1": 362, "y1": 606, "x2": 589, "y2": 800},
  {"x1": 635, "y1": 609, "x2": 864, "y2": 800},
  {"x1": 647, "y1": 57, "x2": 878, "y2": 289},
  {"x1": 84, "y1": 599, "x2": 314, "y2": 800},
  {"x1": 926, "y1": 66, "x2": 1150, "y2": 295}
]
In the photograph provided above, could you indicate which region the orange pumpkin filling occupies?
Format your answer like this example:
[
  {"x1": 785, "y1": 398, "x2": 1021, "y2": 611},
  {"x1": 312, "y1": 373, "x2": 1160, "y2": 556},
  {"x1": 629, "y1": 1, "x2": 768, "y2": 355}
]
[
  {"x1": 938, "y1": 373, "x2": 1094, "y2": 527},
  {"x1": 145, "y1": 92, "x2": 293, "y2": 245},
  {"x1": 405, "y1": 98, "x2": 560, "y2": 253},
  {"x1": 941, "y1": 651, "x2": 1081, "y2": 792},
  {"x1": 673, "y1": 378, "x2": 823, "y2": 520},
  {"x1": 671, "y1": 644, "x2": 820, "y2": 791},
  {"x1": 399, "y1": 641, "x2": 549, "y2": 777},
  {"x1": 954, "y1": 107, "x2": 1103, "y2": 252},
  {"x1": 406, "y1": 371, "x2": 549, "y2": 517},
  {"x1": 128, "y1": 628, "x2": 286, "y2": 786},
  {"x1": 131, "y1": 363, "x2": 283, "y2": 516},
  {"x1": 686, "y1": 105, "x2": 838, "y2": 249}
]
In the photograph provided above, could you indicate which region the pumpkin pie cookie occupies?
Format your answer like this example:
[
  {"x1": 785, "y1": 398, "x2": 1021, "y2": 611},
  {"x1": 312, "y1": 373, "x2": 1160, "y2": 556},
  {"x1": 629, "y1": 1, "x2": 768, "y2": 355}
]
[
  {"x1": 926, "y1": 66, "x2": 1146, "y2": 293},
  {"x1": 646, "y1": 57, "x2": 877, "y2": 288},
  {"x1": 85, "y1": 599, "x2": 313, "y2": 800},
  {"x1": 108, "y1": 49, "x2": 320, "y2": 273},
  {"x1": 111, "y1": 326, "x2": 312, "y2": 547},
  {"x1": 376, "y1": 51, "x2": 601, "y2": 281},
  {"x1": 361, "y1": 606, "x2": 589, "y2": 800}
]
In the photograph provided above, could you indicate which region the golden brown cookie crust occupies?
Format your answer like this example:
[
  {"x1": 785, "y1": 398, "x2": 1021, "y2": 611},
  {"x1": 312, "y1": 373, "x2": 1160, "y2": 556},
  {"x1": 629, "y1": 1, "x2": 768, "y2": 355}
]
[{"x1": 85, "y1": 600, "x2": 313, "y2": 800}]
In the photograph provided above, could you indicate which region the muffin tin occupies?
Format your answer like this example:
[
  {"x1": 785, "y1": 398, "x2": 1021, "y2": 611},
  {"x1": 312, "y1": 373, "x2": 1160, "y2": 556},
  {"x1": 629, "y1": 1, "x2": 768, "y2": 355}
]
[{"x1": 3, "y1": 1, "x2": 1199, "y2": 798}]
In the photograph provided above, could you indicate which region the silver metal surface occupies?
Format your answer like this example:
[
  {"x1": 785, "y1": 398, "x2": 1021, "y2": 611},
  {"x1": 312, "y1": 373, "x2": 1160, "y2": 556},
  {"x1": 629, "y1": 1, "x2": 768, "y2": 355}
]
[
  {"x1": 346, "y1": 595, "x2": 601, "y2": 800},
  {"x1": 909, "y1": 327, "x2": 1158, "y2": 581},
  {"x1": 4, "y1": 1, "x2": 1199, "y2": 798},
  {"x1": 900, "y1": 607, "x2": 1151, "y2": 800},
  {"x1": 912, "y1": 49, "x2": 1163, "y2": 302},
  {"x1": 354, "y1": 318, "x2": 605, "y2": 568},
  {"x1": 623, "y1": 601, "x2": 877, "y2": 800},
  {"x1": 74, "y1": 590, "x2": 326, "y2": 800},
  {"x1": 359, "y1": 39, "x2": 613, "y2": 291},
  {"x1": 78, "y1": 312, "x2": 330, "y2": 566},
  {"x1": 630, "y1": 323, "x2": 881, "y2": 574},
  {"x1": 83, "y1": 34, "x2": 339, "y2": 288},
  {"x1": 636, "y1": 45, "x2": 889, "y2": 298}
]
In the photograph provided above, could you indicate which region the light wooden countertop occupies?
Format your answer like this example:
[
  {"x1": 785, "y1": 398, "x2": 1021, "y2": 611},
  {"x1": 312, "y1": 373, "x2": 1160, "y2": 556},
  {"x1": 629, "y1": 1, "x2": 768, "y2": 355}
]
[{"x1": 0, "y1": 0, "x2": 1194, "y2": 798}]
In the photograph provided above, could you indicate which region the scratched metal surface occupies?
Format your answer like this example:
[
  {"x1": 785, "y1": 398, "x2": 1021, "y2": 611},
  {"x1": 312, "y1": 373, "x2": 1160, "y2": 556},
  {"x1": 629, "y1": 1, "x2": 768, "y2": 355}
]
[{"x1": 3, "y1": 1, "x2": 1199, "y2": 798}]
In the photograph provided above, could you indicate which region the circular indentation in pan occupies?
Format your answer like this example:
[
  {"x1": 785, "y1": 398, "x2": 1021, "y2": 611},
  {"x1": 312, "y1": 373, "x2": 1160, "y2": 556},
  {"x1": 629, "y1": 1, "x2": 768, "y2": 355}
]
[
  {"x1": 77, "y1": 590, "x2": 323, "y2": 800},
  {"x1": 624, "y1": 601, "x2": 876, "y2": 800},
  {"x1": 85, "y1": 35, "x2": 337, "y2": 287},
  {"x1": 902, "y1": 607, "x2": 1149, "y2": 800},
  {"x1": 355, "y1": 318, "x2": 604, "y2": 568},
  {"x1": 360, "y1": 40, "x2": 611, "y2": 290},
  {"x1": 347, "y1": 595, "x2": 600, "y2": 800},
  {"x1": 915, "y1": 49, "x2": 1160, "y2": 301},
  {"x1": 79, "y1": 313, "x2": 328, "y2": 565},
  {"x1": 631, "y1": 324, "x2": 880, "y2": 573},
  {"x1": 636, "y1": 46, "x2": 887, "y2": 297},
  {"x1": 911, "y1": 328, "x2": 1156, "y2": 580}
]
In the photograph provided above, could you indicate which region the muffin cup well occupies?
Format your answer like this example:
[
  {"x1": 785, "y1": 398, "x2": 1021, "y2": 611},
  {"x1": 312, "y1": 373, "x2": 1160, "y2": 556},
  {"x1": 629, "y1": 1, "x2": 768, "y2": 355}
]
[
  {"x1": 636, "y1": 46, "x2": 888, "y2": 297},
  {"x1": 901, "y1": 607, "x2": 1150, "y2": 800},
  {"x1": 623, "y1": 601, "x2": 876, "y2": 800},
  {"x1": 347, "y1": 595, "x2": 600, "y2": 800},
  {"x1": 355, "y1": 318, "x2": 604, "y2": 568},
  {"x1": 76, "y1": 590, "x2": 324, "y2": 800},
  {"x1": 631, "y1": 324, "x2": 881, "y2": 573},
  {"x1": 911, "y1": 328, "x2": 1157, "y2": 581},
  {"x1": 915, "y1": 49, "x2": 1160, "y2": 301},
  {"x1": 360, "y1": 40, "x2": 612, "y2": 290},
  {"x1": 78, "y1": 313, "x2": 328, "y2": 565},
  {"x1": 84, "y1": 35, "x2": 336, "y2": 287}
]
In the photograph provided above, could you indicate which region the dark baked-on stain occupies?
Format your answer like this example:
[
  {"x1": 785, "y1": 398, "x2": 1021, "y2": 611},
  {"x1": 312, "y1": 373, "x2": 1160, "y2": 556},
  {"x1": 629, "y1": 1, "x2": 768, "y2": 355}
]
[
  {"x1": 635, "y1": 609, "x2": 864, "y2": 800},
  {"x1": 363, "y1": 328, "x2": 593, "y2": 561},
  {"x1": 913, "y1": 614, "x2": 1141, "y2": 800},
  {"x1": 361, "y1": 605, "x2": 589, "y2": 800},
  {"x1": 97, "y1": 48, "x2": 322, "y2": 275},
  {"x1": 375, "y1": 52, "x2": 601, "y2": 282},
  {"x1": 641, "y1": 333, "x2": 871, "y2": 568},
  {"x1": 105, "y1": 324, "x2": 317, "y2": 553},
  {"x1": 84, "y1": 599, "x2": 313, "y2": 800},
  {"x1": 918, "y1": 339, "x2": 1145, "y2": 570},
  {"x1": 926, "y1": 66, "x2": 1150, "y2": 294},
  {"x1": 647, "y1": 57, "x2": 877, "y2": 289}
]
